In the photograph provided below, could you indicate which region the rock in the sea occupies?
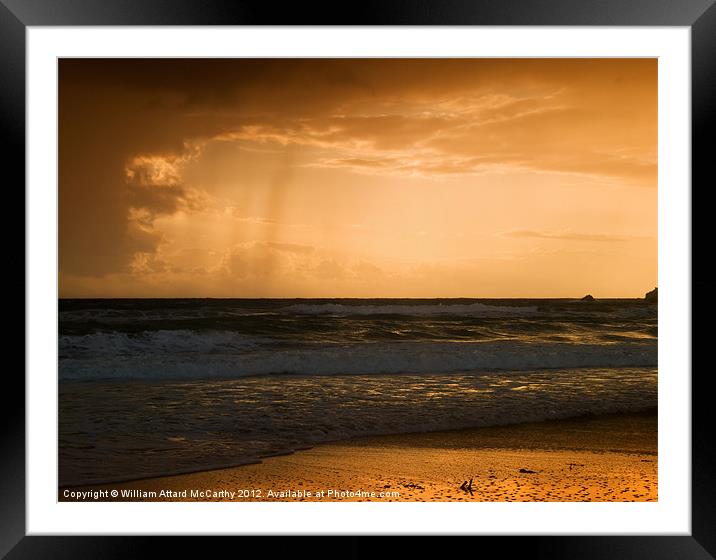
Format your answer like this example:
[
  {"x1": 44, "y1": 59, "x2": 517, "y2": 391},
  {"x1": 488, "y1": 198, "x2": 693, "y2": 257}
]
[
  {"x1": 645, "y1": 287, "x2": 658, "y2": 302},
  {"x1": 581, "y1": 294, "x2": 595, "y2": 301}
]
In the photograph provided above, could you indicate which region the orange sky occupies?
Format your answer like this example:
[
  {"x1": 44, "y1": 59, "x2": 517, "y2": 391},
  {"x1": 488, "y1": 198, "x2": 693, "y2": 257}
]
[{"x1": 59, "y1": 59, "x2": 657, "y2": 298}]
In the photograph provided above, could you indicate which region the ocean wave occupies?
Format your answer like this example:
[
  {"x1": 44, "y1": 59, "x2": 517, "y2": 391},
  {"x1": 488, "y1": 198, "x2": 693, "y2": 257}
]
[
  {"x1": 281, "y1": 302, "x2": 539, "y2": 316},
  {"x1": 59, "y1": 367, "x2": 657, "y2": 486},
  {"x1": 59, "y1": 330, "x2": 270, "y2": 357},
  {"x1": 59, "y1": 331, "x2": 656, "y2": 380}
]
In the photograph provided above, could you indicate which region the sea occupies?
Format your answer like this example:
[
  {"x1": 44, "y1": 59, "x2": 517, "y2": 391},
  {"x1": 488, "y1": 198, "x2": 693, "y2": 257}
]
[{"x1": 58, "y1": 298, "x2": 657, "y2": 487}]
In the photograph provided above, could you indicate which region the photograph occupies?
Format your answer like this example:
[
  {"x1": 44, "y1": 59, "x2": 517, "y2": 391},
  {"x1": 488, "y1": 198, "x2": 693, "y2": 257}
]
[{"x1": 56, "y1": 57, "x2": 659, "y2": 504}]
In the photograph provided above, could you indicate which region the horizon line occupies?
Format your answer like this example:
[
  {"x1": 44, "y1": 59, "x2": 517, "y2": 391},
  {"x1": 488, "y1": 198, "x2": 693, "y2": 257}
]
[{"x1": 57, "y1": 294, "x2": 656, "y2": 300}]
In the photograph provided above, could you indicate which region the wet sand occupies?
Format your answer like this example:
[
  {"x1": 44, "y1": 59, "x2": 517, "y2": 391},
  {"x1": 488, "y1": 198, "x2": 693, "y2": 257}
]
[{"x1": 59, "y1": 410, "x2": 657, "y2": 502}]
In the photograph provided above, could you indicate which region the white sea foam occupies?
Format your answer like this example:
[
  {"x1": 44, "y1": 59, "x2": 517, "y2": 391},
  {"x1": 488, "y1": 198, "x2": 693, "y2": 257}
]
[{"x1": 59, "y1": 331, "x2": 656, "y2": 380}]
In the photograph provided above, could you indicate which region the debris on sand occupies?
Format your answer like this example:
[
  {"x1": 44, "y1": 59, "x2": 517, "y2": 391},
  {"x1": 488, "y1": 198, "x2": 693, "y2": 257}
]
[{"x1": 459, "y1": 478, "x2": 474, "y2": 495}]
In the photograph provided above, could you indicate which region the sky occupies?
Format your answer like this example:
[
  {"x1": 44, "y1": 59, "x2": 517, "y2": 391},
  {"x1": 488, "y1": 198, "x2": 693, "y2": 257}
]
[{"x1": 59, "y1": 58, "x2": 657, "y2": 298}]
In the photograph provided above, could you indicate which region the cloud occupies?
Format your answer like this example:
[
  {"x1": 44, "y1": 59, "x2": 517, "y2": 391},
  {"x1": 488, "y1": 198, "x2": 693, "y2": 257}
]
[
  {"x1": 207, "y1": 242, "x2": 385, "y2": 287},
  {"x1": 503, "y1": 230, "x2": 650, "y2": 242},
  {"x1": 121, "y1": 149, "x2": 213, "y2": 277},
  {"x1": 211, "y1": 89, "x2": 653, "y2": 181},
  {"x1": 310, "y1": 155, "x2": 522, "y2": 178},
  {"x1": 125, "y1": 147, "x2": 208, "y2": 212},
  {"x1": 262, "y1": 241, "x2": 315, "y2": 254},
  {"x1": 212, "y1": 242, "x2": 315, "y2": 279}
]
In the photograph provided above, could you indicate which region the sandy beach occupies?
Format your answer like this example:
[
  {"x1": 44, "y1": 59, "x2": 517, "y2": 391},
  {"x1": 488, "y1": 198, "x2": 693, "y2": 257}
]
[{"x1": 60, "y1": 410, "x2": 657, "y2": 502}]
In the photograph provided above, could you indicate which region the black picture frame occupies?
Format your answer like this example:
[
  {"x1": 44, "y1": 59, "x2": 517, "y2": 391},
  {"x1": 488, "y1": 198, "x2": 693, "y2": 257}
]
[{"x1": 5, "y1": 0, "x2": 714, "y2": 557}]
